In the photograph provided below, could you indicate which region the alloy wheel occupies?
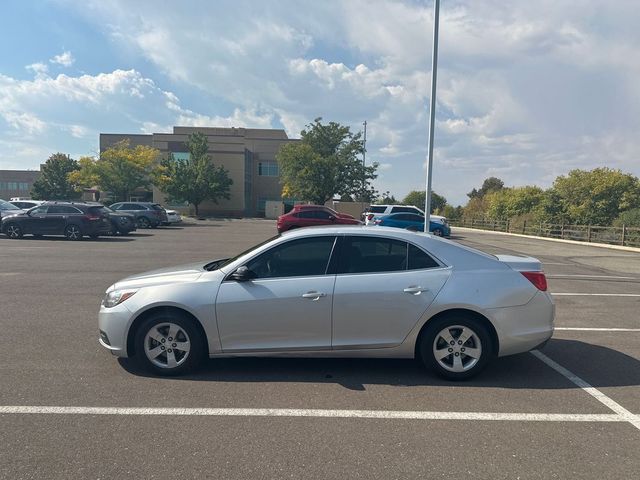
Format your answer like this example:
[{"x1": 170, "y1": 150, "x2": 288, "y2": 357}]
[
  {"x1": 143, "y1": 322, "x2": 191, "y2": 369},
  {"x1": 6, "y1": 224, "x2": 22, "y2": 239},
  {"x1": 138, "y1": 217, "x2": 150, "y2": 229},
  {"x1": 65, "y1": 225, "x2": 82, "y2": 240},
  {"x1": 432, "y1": 325, "x2": 482, "y2": 373}
]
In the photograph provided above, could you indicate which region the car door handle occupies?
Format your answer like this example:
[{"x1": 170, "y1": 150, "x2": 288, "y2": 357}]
[
  {"x1": 302, "y1": 291, "x2": 326, "y2": 300},
  {"x1": 403, "y1": 286, "x2": 429, "y2": 295}
]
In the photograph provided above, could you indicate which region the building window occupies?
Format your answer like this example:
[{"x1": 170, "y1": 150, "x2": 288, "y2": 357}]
[
  {"x1": 19, "y1": 182, "x2": 30, "y2": 191},
  {"x1": 8, "y1": 182, "x2": 18, "y2": 190},
  {"x1": 258, "y1": 162, "x2": 279, "y2": 176},
  {"x1": 172, "y1": 152, "x2": 190, "y2": 161}
]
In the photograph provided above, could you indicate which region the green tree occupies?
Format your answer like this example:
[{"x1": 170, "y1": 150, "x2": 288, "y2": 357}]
[
  {"x1": 402, "y1": 190, "x2": 447, "y2": 213},
  {"x1": 613, "y1": 208, "x2": 640, "y2": 227},
  {"x1": 278, "y1": 118, "x2": 378, "y2": 204},
  {"x1": 154, "y1": 132, "x2": 232, "y2": 216},
  {"x1": 70, "y1": 140, "x2": 160, "y2": 203},
  {"x1": 551, "y1": 168, "x2": 640, "y2": 225},
  {"x1": 467, "y1": 177, "x2": 505, "y2": 199},
  {"x1": 31, "y1": 153, "x2": 81, "y2": 200},
  {"x1": 485, "y1": 186, "x2": 545, "y2": 219}
]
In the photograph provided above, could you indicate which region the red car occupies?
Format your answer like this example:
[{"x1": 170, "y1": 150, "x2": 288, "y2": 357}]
[{"x1": 276, "y1": 205, "x2": 362, "y2": 232}]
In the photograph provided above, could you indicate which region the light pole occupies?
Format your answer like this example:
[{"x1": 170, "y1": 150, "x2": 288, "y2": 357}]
[
  {"x1": 424, "y1": 0, "x2": 440, "y2": 232},
  {"x1": 362, "y1": 120, "x2": 367, "y2": 200}
]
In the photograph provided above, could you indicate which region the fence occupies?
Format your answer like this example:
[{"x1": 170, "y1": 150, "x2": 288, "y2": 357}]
[{"x1": 451, "y1": 217, "x2": 640, "y2": 248}]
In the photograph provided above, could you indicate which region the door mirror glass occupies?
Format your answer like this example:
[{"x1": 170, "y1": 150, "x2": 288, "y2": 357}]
[{"x1": 229, "y1": 266, "x2": 257, "y2": 282}]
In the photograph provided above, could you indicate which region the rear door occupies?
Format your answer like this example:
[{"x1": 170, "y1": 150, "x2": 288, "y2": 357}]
[{"x1": 331, "y1": 235, "x2": 450, "y2": 349}]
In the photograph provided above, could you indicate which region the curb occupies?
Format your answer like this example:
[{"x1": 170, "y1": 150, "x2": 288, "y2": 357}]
[{"x1": 453, "y1": 227, "x2": 640, "y2": 253}]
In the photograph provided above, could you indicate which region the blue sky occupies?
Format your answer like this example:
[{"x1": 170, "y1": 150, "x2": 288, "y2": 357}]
[{"x1": 1, "y1": 0, "x2": 639, "y2": 205}]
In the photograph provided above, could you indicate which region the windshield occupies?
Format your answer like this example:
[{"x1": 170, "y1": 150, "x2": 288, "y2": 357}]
[
  {"x1": 205, "y1": 234, "x2": 280, "y2": 271},
  {"x1": 0, "y1": 199, "x2": 20, "y2": 211}
]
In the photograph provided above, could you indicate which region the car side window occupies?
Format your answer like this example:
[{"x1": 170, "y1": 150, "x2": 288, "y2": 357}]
[
  {"x1": 314, "y1": 210, "x2": 332, "y2": 219},
  {"x1": 406, "y1": 214, "x2": 425, "y2": 222},
  {"x1": 408, "y1": 244, "x2": 439, "y2": 270},
  {"x1": 297, "y1": 211, "x2": 314, "y2": 219},
  {"x1": 339, "y1": 236, "x2": 408, "y2": 274},
  {"x1": 393, "y1": 213, "x2": 412, "y2": 221},
  {"x1": 30, "y1": 206, "x2": 48, "y2": 215},
  {"x1": 244, "y1": 236, "x2": 337, "y2": 279}
]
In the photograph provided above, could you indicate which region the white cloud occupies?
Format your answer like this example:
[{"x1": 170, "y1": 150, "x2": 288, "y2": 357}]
[
  {"x1": 50, "y1": 51, "x2": 75, "y2": 67},
  {"x1": 26, "y1": 62, "x2": 49, "y2": 78}
]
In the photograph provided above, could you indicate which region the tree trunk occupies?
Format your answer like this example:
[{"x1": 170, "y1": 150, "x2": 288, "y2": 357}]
[{"x1": 194, "y1": 203, "x2": 199, "y2": 216}]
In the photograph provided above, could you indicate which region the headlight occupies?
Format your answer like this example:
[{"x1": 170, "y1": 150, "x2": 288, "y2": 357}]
[{"x1": 102, "y1": 289, "x2": 137, "y2": 308}]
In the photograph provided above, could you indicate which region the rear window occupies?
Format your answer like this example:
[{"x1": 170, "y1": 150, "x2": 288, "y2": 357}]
[
  {"x1": 369, "y1": 206, "x2": 386, "y2": 213},
  {"x1": 151, "y1": 204, "x2": 165, "y2": 211},
  {"x1": 88, "y1": 206, "x2": 106, "y2": 215}
]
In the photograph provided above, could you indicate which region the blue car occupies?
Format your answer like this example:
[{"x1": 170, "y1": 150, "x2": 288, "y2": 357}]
[{"x1": 373, "y1": 212, "x2": 451, "y2": 237}]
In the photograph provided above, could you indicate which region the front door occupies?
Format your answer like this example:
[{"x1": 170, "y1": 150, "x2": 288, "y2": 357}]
[{"x1": 216, "y1": 236, "x2": 337, "y2": 352}]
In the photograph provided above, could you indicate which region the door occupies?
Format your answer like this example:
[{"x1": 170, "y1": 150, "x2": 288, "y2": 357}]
[
  {"x1": 331, "y1": 236, "x2": 450, "y2": 349},
  {"x1": 22, "y1": 205, "x2": 52, "y2": 234},
  {"x1": 216, "y1": 236, "x2": 338, "y2": 352},
  {"x1": 46, "y1": 205, "x2": 80, "y2": 234}
]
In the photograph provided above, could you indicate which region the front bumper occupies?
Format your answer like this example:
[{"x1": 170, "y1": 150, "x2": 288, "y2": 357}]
[{"x1": 98, "y1": 303, "x2": 133, "y2": 357}]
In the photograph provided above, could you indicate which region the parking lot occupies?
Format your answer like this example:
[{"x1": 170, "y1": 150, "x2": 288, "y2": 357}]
[{"x1": 1, "y1": 220, "x2": 638, "y2": 479}]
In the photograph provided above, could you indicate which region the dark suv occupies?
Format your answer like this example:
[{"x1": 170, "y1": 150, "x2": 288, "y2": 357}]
[
  {"x1": 109, "y1": 202, "x2": 168, "y2": 229},
  {"x1": 1, "y1": 202, "x2": 112, "y2": 240}
]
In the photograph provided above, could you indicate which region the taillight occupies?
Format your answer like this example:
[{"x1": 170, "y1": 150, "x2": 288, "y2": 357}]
[
  {"x1": 367, "y1": 214, "x2": 375, "y2": 220},
  {"x1": 84, "y1": 214, "x2": 100, "y2": 221},
  {"x1": 521, "y1": 271, "x2": 547, "y2": 291}
]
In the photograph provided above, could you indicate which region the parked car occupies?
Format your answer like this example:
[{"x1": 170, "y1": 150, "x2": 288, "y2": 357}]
[
  {"x1": 362, "y1": 204, "x2": 425, "y2": 224},
  {"x1": 163, "y1": 209, "x2": 182, "y2": 225},
  {"x1": 1, "y1": 201, "x2": 112, "y2": 240},
  {"x1": 88, "y1": 205, "x2": 137, "y2": 235},
  {"x1": 276, "y1": 205, "x2": 361, "y2": 233},
  {"x1": 109, "y1": 202, "x2": 168, "y2": 229},
  {"x1": 373, "y1": 212, "x2": 451, "y2": 237},
  {"x1": 98, "y1": 226, "x2": 554, "y2": 379},
  {"x1": 9, "y1": 199, "x2": 44, "y2": 210},
  {"x1": 0, "y1": 199, "x2": 25, "y2": 220}
]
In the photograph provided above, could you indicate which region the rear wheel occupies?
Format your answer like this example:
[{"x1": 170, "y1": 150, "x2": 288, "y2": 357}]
[
  {"x1": 4, "y1": 223, "x2": 23, "y2": 239},
  {"x1": 432, "y1": 228, "x2": 444, "y2": 237},
  {"x1": 64, "y1": 224, "x2": 83, "y2": 241},
  {"x1": 134, "y1": 312, "x2": 205, "y2": 376},
  {"x1": 419, "y1": 314, "x2": 493, "y2": 380},
  {"x1": 137, "y1": 216, "x2": 151, "y2": 229}
]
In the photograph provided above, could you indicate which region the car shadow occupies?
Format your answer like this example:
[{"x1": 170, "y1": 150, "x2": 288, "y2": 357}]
[
  {"x1": 10, "y1": 235, "x2": 136, "y2": 242},
  {"x1": 118, "y1": 338, "x2": 640, "y2": 391}
]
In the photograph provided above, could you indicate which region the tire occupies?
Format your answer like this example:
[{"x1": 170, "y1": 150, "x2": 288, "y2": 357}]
[
  {"x1": 432, "y1": 228, "x2": 444, "y2": 237},
  {"x1": 419, "y1": 314, "x2": 493, "y2": 380},
  {"x1": 64, "y1": 224, "x2": 83, "y2": 241},
  {"x1": 150, "y1": 223, "x2": 158, "y2": 229},
  {"x1": 133, "y1": 312, "x2": 206, "y2": 376},
  {"x1": 137, "y1": 216, "x2": 151, "y2": 229},
  {"x1": 4, "y1": 223, "x2": 23, "y2": 239}
]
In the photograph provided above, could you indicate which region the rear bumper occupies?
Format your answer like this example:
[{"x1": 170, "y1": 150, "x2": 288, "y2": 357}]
[{"x1": 488, "y1": 290, "x2": 555, "y2": 357}]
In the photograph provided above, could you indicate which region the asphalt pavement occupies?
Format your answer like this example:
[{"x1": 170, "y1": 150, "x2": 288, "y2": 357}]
[{"x1": 0, "y1": 220, "x2": 638, "y2": 479}]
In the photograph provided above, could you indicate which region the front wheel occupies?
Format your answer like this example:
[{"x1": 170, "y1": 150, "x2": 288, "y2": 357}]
[
  {"x1": 432, "y1": 228, "x2": 444, "y2": 237},
  {"x1": 134, "y1": 313, "x2": 205, "y2": 376},
  {"x1": 137, "y1": 217, "x2": 151, "y2": 229},
  {"x1": 4, "y1": 223, "x2": 23, "y2": 239},
  {"x1": 64, "y1": 224, "x2": 83, "y2": 241},
  {"x1": 419, "y1": 314, "x2": 493, "y2": 380}
]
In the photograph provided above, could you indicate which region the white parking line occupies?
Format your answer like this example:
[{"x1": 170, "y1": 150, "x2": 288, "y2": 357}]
[
  {"x1": 0, "y1": 405, "x2": 626, "y2": 423},
  {"x1": 531, "y1": 350, "x2": 640, "y2": 431},
  {"x1": 555, "y1": 327, "x2": 640, "y2": 332},
  {"x1": 552, "y1": 293, "x2": 640, "y2": 297}
]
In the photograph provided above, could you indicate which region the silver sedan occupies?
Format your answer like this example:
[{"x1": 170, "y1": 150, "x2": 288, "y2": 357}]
[{"x1": 98, "y1": 226, "x2": 554, "y2": 379}]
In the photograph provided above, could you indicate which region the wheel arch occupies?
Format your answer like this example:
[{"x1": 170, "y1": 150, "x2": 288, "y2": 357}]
[
  {"x1": 126, "y1": 305, "x2": 209, "y2": 357},
  {"x1": 414, "y1": 308, "x2": 499, "y2": 358}
]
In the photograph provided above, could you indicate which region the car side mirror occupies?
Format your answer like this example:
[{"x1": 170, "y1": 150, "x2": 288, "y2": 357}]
[
  {"x1": 328, "y1": 215, "x2": 336, "y2": 221},
  {"x1": 229, "y1": 266, "x2": 256, "y2": 282}
]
